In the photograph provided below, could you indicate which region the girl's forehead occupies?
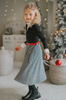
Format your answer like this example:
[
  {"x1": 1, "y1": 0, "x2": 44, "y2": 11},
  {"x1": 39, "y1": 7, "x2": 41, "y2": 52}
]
[{"x1": 24, "y1": 8, "x2": 34, "y2": 13}]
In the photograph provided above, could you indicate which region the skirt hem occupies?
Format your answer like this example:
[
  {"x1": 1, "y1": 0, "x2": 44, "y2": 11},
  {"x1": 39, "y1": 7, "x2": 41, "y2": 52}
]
[{"x1": 14, "y1": 77, "x2": 47, "y2": 85}]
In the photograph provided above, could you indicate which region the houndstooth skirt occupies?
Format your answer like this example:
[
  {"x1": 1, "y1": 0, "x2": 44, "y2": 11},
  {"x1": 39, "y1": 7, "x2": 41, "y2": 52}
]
[{"x1": 14, "y1": 43, "x2": 47, "y2": 85}]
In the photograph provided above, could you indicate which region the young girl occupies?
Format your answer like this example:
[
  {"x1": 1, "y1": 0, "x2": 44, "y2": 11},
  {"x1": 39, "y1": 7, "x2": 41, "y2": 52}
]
[{"x1": 14, "y1": 2, "x2": 50, "y2": 100}]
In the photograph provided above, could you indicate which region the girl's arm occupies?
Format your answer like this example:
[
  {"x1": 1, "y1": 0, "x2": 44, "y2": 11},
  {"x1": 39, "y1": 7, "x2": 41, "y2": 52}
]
[
  {"x1": 15, "y1": 41, "x2": 27, "y2": 51},
  {"x1": 20, "y1": 41, "x2": 27, "y2": 48},
  {"x1": 34, "y1": 24, "x2": 49, "y2": 53},
  {"x1": 44, "y1": 49, "x2": 49, "y2": 53}
]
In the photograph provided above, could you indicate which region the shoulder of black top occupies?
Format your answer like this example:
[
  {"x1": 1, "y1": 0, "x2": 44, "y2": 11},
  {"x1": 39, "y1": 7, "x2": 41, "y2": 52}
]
[
  {"x1": 33, "y1": 23, "x2": 40, "y2": 29},
  {"x1": 33, "y1": 23, "x2": 39, "y2": 27}
]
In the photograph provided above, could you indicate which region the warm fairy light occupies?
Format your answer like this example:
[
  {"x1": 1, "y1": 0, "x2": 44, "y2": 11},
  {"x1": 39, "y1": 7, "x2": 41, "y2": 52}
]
[
  {"x1": 56, "y1": 35, "x2": 58, "y2": 37},
  {"x1": 61, "y1": 30, "x2": 63, "y2": 33},
  {"x1": 25, "y1": 0, "x2": 27, "y2": 1},
  {"x1": 54, "y1": 33, "x2": 56, "y2": 35},
  {"x1": 46, "y1": 23, "x2": 48, "y2": 24},
  {"x1": 6, "y1": 5, "x2": 8, "y2": 7},
  {"x1": 58, "y1": 9, "x2": 60, "y2": 11},
  {"x1": 5, "y1": 10, "x2": 7, "y2": 12},
  {"x1": 14, "y1": 0, "x2": 16, "y2": 2},
  {"x1": 55, "y1": 30, "x2": 58, "y2": 33},
  {"x1": 4, "y1": 14, "x2": 6, "y2": 16},
  {"x1": 38, "y1": 8, "x2": 40, "y2": 10},
  {"x1": 7, "y1": 18, "x2": 9, "y2": 20},
  {"x1": 38, "y1": 0, "x2": 40, "y2": 1},
  {"x1": 46, "y1": 0, "x2": 48, "y2": 2},
  {"x1": 14, "y1": 13, "x2": 16, "y2": 15},
  {"x1": 46, "y1": 9, "x2": 48, "y2": 11},
  {"x1": 12, "y1": 9, "x2": 14, "y2": 11},
  {"x1": 56, "y1": 31, "x2": 58, "y2": 33},
  {"x1": 45, "y1": 18, "x2": 47, "y2": 20}
]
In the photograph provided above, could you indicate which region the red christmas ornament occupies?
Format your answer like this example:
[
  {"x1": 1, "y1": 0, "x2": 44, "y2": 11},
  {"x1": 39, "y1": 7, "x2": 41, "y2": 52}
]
[{"x1": 55, "y1": 60, "x2": 61, "y2": 66}]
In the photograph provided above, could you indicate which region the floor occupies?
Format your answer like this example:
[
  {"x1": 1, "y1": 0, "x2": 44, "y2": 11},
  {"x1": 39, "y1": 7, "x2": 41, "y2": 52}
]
[{"x1": 0, "y1": 62, "x2": 66, "y2": 100}]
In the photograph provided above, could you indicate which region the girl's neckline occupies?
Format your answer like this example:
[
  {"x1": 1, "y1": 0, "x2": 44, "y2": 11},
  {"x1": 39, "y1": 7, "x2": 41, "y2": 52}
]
[
  {"x1": 26, "y1": 22, "x2": 31, "y2": 30},
  {"x1": 26, "y1": 21, "x2": 31, "y2": 25}
]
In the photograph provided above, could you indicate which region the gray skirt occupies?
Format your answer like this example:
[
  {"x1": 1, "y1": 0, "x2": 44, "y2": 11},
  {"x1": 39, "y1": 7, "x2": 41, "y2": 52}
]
[{"x1": 14, "y1": 43, "x2": 47, "y2": 85}]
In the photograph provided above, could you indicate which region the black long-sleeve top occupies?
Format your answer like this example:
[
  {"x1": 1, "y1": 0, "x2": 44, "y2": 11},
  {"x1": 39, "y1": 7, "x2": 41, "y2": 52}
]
[{"x1": 24, "y1": 23, "x2": 48, "y2": 49}]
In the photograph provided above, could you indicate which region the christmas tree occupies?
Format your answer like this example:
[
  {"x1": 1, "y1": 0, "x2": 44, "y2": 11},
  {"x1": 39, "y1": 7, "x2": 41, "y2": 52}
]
[{"x1": 49, "y1": 0, "x2": 66, "y2": 59}]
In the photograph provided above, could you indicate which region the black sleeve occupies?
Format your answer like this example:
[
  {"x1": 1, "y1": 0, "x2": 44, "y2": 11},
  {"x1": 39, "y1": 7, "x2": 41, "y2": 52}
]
[{"x1": 34, "y1": 24, "x2": 48, "y2": 49}]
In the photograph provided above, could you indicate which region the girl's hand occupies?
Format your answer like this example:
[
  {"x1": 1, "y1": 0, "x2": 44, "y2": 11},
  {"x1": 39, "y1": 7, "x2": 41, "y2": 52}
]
[
  {"x1": 44, "y1": 52, "x2": 50, "y2": 60},
  {"x1": 15, "y1": 45, "x2": 22, "y2": 52}
]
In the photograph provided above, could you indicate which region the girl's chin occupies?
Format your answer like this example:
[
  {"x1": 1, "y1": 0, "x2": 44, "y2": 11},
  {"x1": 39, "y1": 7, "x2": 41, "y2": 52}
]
[{"x1": 26, "y1": 21, "x2": 31, "y2": 23}]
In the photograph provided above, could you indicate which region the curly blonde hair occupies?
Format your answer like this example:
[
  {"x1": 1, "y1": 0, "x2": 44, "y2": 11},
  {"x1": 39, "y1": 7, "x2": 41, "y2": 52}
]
[{"x1": 22, "y1": 2, "x2": 41, "y2": 27}]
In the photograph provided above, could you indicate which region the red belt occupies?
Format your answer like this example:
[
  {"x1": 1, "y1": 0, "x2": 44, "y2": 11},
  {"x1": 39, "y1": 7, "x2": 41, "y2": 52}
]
[{"x1": 26, "y1": 41, "x2": 39, "y2": 45}]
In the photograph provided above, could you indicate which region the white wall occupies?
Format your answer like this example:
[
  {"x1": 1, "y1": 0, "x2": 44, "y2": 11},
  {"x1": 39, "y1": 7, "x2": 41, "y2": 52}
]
[
  {"x1": 47, "y1": 1, "x2": 53, "y2": 41},
  {"x1": 47, "y1": 0, "x2": 57, "y2": 41},
  {"x1": 53, "y1": 0, "x2": 58, "y2": 30}
]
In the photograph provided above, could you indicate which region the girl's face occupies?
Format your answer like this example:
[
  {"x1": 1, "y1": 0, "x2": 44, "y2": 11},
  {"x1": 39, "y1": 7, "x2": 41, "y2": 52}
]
[{"x1": 24, "y1": 8, "x2": 35, "y2": 23}]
